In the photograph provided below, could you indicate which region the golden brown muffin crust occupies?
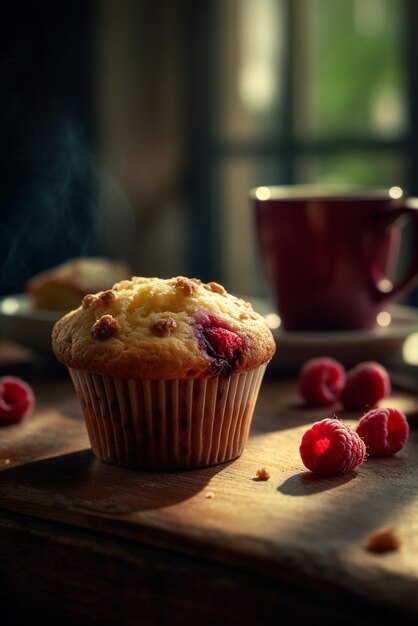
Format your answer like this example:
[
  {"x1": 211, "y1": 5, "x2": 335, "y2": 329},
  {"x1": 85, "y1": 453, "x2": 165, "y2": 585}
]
[{"x1": 52, "y1": 276, "x2": 276, "y2": 379}]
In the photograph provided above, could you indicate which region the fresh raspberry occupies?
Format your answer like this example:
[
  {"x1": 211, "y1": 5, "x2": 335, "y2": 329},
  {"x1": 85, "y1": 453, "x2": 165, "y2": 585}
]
[
  {"x1": 298, "y1": 357, "x2": 346, "y2": 406},
  {"x1": 356, "y1": 407, "x2": 409, "y2": 457},
  {"x1": 299, "y1": 418, "x2": 366, "y2": 475},
  {"x1": 341, "y1": 361, "x2": 390, "y2": 410},
  {"x1": 0, "y1": 376, "x2": 35, "y2": 426}
]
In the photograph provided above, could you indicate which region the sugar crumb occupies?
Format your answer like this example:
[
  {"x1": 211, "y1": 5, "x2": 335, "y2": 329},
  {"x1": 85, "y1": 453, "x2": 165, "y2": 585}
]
[
  {"x1": 172, "y1": 277, "x2": 198, "y2": 296},
  {"x1": 91, "y1": 314, "x2": 119, "y2": 340},
  {"x1": 150, "y1": 317, "x2": 177, "y2": 337},
  {"x1": 255, "y1": 467, "x2": 270, "y2": 481},
  {"x1": 205, "y1": 491, "x2": 215, "y2": 499},
  {"x1": 365, "y1": 526, "x2": 401, "y2": 553}
]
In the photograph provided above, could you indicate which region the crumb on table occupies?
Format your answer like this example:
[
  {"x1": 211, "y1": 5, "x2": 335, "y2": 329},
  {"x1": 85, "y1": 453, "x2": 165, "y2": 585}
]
[
  {"x1": 365, "y1": 526, "x2": 401, "y2": 553},
  {"x1": 205, "y1": 491, "x2": 215, "y2": 499},
  {"x1": 255, "y1": 467, "x2": 270, "y2": 481}
]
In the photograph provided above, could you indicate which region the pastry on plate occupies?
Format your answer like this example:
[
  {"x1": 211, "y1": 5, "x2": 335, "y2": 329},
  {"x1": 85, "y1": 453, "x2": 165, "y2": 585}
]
[{"x1": 25, "y1": 257, "x2": 131, "y2": 312}]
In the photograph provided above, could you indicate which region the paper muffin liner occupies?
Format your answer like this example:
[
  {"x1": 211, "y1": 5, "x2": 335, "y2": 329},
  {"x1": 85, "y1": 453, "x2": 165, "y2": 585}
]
[{"x1": 69, "y1": 364, "x2": 267, "y2": 469}]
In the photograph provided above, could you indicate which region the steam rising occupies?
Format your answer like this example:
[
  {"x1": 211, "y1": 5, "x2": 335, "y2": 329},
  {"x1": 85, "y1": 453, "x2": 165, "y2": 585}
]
[{"x1": 0, "y1": 117, "x2": 135, "y2": 295}]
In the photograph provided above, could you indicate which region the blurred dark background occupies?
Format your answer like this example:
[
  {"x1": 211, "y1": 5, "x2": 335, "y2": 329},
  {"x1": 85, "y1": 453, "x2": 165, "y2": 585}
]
[{"x1": 1, "y1": 0, "x2": 417, "y2": 307}]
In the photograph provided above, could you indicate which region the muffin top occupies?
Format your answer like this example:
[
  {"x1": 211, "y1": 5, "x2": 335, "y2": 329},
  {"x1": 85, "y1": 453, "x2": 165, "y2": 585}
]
[{"x1": 52, "y1": 276, "x2": 276, "y2": 379}]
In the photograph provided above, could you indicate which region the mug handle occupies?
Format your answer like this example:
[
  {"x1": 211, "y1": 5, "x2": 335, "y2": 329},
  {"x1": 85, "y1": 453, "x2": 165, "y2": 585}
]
[{"x1": 373, "y1": 200, "x2": 418, "y2": 302}]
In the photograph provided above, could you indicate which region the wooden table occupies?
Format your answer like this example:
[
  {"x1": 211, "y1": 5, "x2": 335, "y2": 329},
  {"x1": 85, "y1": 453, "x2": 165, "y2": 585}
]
[{"x1": 1, "y1": 353, "x2": 418, "y2": 626}]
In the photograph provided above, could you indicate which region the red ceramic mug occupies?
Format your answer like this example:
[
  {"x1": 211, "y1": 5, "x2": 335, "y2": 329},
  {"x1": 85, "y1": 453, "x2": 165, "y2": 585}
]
[{"x1": 252, "y1": 185, "x2": 418, "y2": 331}]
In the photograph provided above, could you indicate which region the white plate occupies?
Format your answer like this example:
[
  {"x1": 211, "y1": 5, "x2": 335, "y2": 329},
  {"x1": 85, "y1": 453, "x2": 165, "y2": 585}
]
[
  {"x1": 246, "y1": 296, "x2": 418, "y2": 373},
  {"x1": 0, "y1": 294, "x2": 63, "y2": 353}
]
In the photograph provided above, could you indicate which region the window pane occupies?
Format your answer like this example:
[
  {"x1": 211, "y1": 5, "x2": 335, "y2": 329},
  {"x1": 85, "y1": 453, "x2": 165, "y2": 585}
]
[
  {"x1": 212, "y1": 0, "x2": 287, "y2": 141},
  {"x1": 296, "y1": 151, "x2": 407, "y2": 187},
  {"x1": 294, "y1": 0, "x2": 407, "y2": 139},
  {"x1": 215, "y1": 158, "x2": 288, "y2": 296}
]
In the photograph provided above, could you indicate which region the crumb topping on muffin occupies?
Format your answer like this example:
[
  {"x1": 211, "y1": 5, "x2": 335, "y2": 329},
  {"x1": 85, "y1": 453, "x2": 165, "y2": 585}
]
[
  {"x1": 82, "y1": 289, "x2": 118, "y2": 309},
  {"x1": 91, "y1": 314, "x2": 120, "y2": 340},
  {"x1": 150, "y1": 317, "x2": 177, "y2": 337},
  {"x1": 82, "y1": 294, "x2": 97, "y2": 309},
  {"x1": 205, "y1": 281, "x2": 226, "y2": 295},
  {"x1": 171, "y1": 276, "x2": 199, "y2": 296},
  {"x1": 100, "y1": 289, "x2": 117, "y2": 304},
  {"x1": 52, "y1": 276, "x2": 276, "y2": 379}
]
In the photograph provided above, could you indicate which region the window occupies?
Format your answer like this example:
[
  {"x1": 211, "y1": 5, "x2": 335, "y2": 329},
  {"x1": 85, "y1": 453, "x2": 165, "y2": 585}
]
[{"x1": 187, "y1": 0, "x2": 417, "y2": 305}]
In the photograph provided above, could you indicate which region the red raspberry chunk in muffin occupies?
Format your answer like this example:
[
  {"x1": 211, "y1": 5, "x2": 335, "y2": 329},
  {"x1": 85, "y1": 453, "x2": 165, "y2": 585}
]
[
  {"x1": 203, "y1": 327, "x2": 243, "y2": 361},
  {"x1": 195, "y1": 312, "x2": 244, "y2": 375}
]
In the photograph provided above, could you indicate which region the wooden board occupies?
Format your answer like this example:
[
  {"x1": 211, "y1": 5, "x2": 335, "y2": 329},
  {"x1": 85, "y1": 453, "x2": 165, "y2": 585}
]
[{"x1": 1, "y1": 375, "x2": 418, "y2": 619}]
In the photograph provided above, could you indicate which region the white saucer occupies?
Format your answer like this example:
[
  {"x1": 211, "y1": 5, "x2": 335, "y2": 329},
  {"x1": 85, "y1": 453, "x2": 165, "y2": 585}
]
[
  {"x1": 0, "y1": 294, "x2": 62, "y2": 353},
  {"x1": 245, "y1": 296, "x2": 418, "y2": 373}
]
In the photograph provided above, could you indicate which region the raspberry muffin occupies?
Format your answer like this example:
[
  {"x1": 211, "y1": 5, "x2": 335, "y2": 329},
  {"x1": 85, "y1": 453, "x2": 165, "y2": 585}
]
[{"x1": 52, "y1": 276, "x2": 276, "y2": 469}]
